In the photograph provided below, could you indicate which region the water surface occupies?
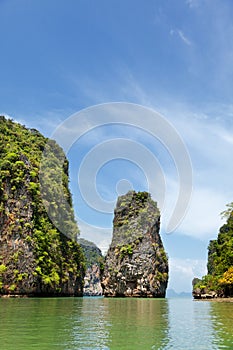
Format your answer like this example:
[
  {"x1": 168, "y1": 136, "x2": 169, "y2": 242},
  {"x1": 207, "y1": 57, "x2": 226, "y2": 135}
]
[{"x1": 0, "y1": 297, "x2": 232, "y2": 349}]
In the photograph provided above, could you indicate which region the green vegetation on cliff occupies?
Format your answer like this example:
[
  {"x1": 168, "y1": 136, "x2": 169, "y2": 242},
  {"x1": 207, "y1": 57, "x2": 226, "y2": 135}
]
[
  {"x1": 78, "y1": 238, "x2": 104, "y2": 270},
  {"x1": 0, "y1": 116, "x2": 85, "y2": 295},
  {"x1": 193, "y1": 205, "x2": 233, "y2": 297}
]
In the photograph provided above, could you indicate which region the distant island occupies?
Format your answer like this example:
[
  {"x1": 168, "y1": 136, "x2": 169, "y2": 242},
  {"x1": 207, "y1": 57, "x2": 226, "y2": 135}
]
[{"x1": 166, "y1": 289, "x2": 192, "y2": 298}]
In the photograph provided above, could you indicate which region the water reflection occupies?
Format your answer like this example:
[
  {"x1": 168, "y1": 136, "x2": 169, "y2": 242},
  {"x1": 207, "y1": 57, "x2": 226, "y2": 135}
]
[
  {"x1": 0, "y1": 298, "x2": 84, "y2": 350},
  {"x1": 70, "y1": 298, "x2": 169, "y2": 349},
  {"x1": 162, "y1": 299, "x2": 218, "y2": 350},
  {"x1": 163, "y1": 299, "x2": 233, "y2": 350},
  {"x1": 1, "y1": 297, "x2": 233, "y2": 349},
  {"x1": 104, "y1": 298, "x2": 169, "y2": 349},
  {"x1": 210, "y1": 301, "x2": 233, "y2": 349},
  {"x1": 71, "y1": 297, "x2": 110, "y2": 349}
]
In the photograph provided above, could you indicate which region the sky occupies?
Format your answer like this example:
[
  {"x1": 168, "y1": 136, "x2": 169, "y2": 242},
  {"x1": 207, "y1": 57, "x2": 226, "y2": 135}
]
[{"x1": 1, "y1": 0, "x2": 233, "y2": 292}]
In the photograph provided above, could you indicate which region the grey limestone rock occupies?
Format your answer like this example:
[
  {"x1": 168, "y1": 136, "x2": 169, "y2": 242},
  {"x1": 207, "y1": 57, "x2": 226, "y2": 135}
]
[{"x1": 101, "y1": 191, "x2": 168, "y2": 297}]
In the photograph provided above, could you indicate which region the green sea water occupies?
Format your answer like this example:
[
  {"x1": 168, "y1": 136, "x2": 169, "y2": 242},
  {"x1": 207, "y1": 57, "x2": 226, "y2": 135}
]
[{"x1": 0, "y1": 297, "x2": 232, "y2": 349}]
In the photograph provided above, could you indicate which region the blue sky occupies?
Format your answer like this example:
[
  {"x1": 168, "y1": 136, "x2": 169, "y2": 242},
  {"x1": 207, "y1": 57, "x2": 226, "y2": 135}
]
[{"x1": 1, "y1": 0, "x2": 233, "y2": 292}]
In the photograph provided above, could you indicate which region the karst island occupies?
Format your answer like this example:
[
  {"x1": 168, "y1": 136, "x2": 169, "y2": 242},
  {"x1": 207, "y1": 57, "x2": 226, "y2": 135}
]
[{"x1": 0, "y1": 117, "x2": 168, "y2": 298}]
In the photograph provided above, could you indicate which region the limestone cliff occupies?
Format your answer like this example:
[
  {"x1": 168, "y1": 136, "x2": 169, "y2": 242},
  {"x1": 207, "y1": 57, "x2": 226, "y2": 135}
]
[
  {"x1": 78, "y1": 238, "x2": 103, "y2": 296},
  {"x1": 101, "y1": 191, "x2": 168, "y2": 297},
  {"x1": 0, "y1": 116, "x2": 85, "y2": 296}
]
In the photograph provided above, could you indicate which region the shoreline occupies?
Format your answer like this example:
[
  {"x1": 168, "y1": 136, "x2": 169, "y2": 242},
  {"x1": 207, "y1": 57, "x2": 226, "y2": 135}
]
[
  {"x1": 194, "y1": 297, "x2": 233, "y2": 302},
  {"x1": 1, "y1": 293, "x2": 233, "y2": 302}
]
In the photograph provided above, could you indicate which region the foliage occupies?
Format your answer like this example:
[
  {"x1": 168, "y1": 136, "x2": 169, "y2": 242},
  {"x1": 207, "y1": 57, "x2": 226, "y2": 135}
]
[
  {"x1": 194, "y1": 205, "x2": 233, "y2": 296},
  {"x1": 0, "y1": 264, "x2": 7, "y2": 274},
  {"x1": 78, "y1": 238, "x2": 104, "y2": 269},
  {"x1": 219, "y1": 267, "x2": 233, "y2": 286},
  {"x1": 156, "y1": 271, "x2": 168, "y2": 283},
  {"x1": 119, "y1": 244, "x2": 133, "y2": 258},
  {"x1": 114, "y1": 191, "x2": 159, "y2": 234},
  {"x1": 0, "y1": 116, "x2": 85, "y2": 295},
  {"x1": 220, "y1": 202, "x2": 233, "y2": 220},
  {"x1": 193, "y1": 274, "x2": 220, "y2": 292}
]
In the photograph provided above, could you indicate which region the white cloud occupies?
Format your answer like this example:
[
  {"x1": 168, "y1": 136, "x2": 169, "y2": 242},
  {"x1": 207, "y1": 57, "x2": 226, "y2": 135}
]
[
  {"x1": 159, "y1": 106, "x2": 233, "y2": 240},
  {"x1": 186, "y1": 0, "x2": 200, "y2": 9},
  {"x1": 168, "y1": 257, "x2": 207, "y2": 292},
  {"x1": 170, "y1": 28, "x2": 192, "y2": 46},
  {"x1": 160, "y1": 175, "x2": 228, "y2": 240},
  {"x1": 177, "y1": 30, "x2": 192, "y2": 46},
  {"x1": 78, "y1": 220, "x2": 111, "y2": 255},
  {"x1": 218, "y1": 129, "x2": 233, "y2": 145},
  {"x1": 176, "y1": 187, "x2": 226, "y2": 239}
]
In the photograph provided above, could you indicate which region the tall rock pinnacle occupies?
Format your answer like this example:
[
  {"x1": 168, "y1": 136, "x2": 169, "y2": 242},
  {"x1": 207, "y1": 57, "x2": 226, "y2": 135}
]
[{"x1": 101, "y1": 191, "x2": 168, "y2": 297}]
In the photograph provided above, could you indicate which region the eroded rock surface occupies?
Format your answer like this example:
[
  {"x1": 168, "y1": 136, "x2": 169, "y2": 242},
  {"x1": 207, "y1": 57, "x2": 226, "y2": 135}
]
[{"x1": 101, "y1": 191, "x2": 168, "y2": 297}]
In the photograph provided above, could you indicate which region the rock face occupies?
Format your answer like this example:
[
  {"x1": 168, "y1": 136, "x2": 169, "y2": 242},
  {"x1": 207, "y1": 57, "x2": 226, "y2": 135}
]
[
  {"x1": 101, "y1": 191, "x2": 168, "y2": 297},
  {"x1": 83, "y1": 265, "x2": 103, "y2": 296},
  {"x1": 0, "y1": 116, "x2": 85, "y2": 296},
  {"x1": 78, "y1": 238, "x2": 103, "y2": 296}
]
